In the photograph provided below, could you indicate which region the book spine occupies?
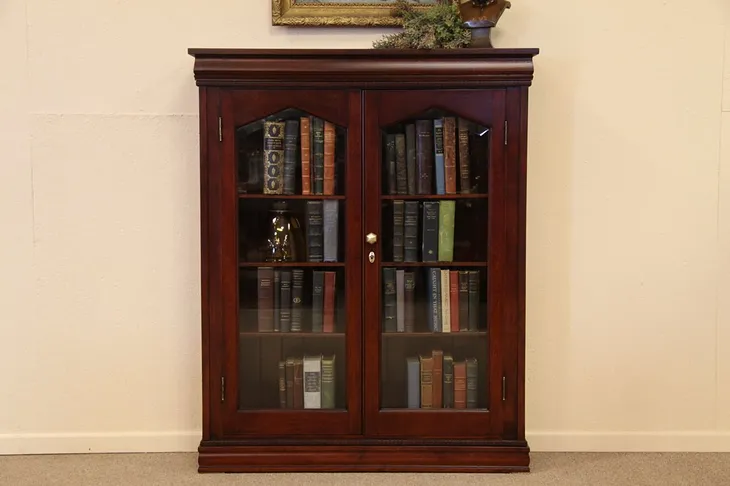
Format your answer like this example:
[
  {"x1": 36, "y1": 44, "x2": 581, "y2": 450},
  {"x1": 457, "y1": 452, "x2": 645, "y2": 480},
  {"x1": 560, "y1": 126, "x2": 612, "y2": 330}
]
[
  {"x1": 407, "y1": 357, "x2": 420, "y2": 408},
  {"x1": 312, "y1": 117, "x2": 325, "y2": 194},
  {"x1": 468, "y1": 270, "x2": 480, "y2": 331},
  {"x1": 323, "y1": 271, "x2": 336, "y2": 333},
  {"x1": 278, "y1": 360, "x2": 287, "y2": 408},
  {"x1": 405, "y1": 123, "x2": 417, "y2": 195},
  {"x1": 392, "y1": 200, "x2": 404, "y2": 263},
  {"x1": 273, "y1": 269, "x2": 281, "y2": 332},
  {"x1": 457, "y1": 118, "x2": 471, "y2": 194},
  {"x1": 306, "y1": 201, "x2": 324, "y2": 262},
  {"x1": 449, "y1": 270, "x2": 459, "y2": 333},
  {"x1": 440, "y1": 269, "x2": 450, "y2": 333},
  {"x1": 293, "y1": 358, "x2": 304, "y2": 409},
  {"x1": 283, "y1": 120, "x2": 299, "y2": 195},
  {"x1": 285, "y1": 358, "x2": 295, "y2": 408},
  {"x1": 404, "y1": 271, "x2": 416, "y2": 333},
  {"x1": 428, "y1": 267, "x2": 441, "y2": 332},
  {"x1": 459, "y1": 270, "x2": 470, "y2": 331},
  {"x1": 257, "y1": 267, "x2": 274, "y2": 332},
  {"x1": 323, "y1": 200, "x2": 339, "y2": 262},
  {"x1": 312, "y1": 271, "x2": 324, "y2": 332},
  {"x1": 300, "y1": 117, "x2": 312, "y2": 195},
  {"x1": 383, "y1": 268, "x2": 397, "y2": 332},
  {"x1": 437, "y1": 200, "x2": 455, "y2": 262},
  {"x1": 421, "y1": 201, "x2": 439, "y2": 262},
  {"x1": 453, "y1": 361, "x2": 466, "y2": 409},
  {"x1": 434, "y1": 118, "x2": 445, "y2": 195},
  {"x1": 280, "y1": 270, "x2": 292, "y2": 332},
  {"x1": 404, "y1": 201, "x2": 419, "y2": 262},
  {"x1": 443, "y1": 355, "x2": 454, "y2": 408},
  {"x1": 291, "y1": 269, "x2": 304, "y2": 332},
  {"x1": 419, "y1": 355, "x2": 433, "y2": 409},
  {"x1": 321, "y1": 355, "x2": 336, "y2": 409},
  {"x1": 466, "y1": 357, "x2": 478, "y2": 409},
  {"x1": 396, "y1": 269, "x2": 405, "y2": 333},
  {"x1": 432, "y1": 349, "x2": 443, "y2": 408},
  {"x1": 263, "y1": 121, "x2": 285, "y2": 195},
  {"x1": 395, "y1": 133, "x2": 408, "y2": 195},
  {"x1": 415, "y1": 120, "x2": 433, "y2": 194},
  {"x1": 323, "y1": 121, "x2": 336, "y2": 195},
  {"x1": 303, "y1": 355, "x2": 322, "y2": 409},
  {"x1": 443, "y1": 117, "x2": 457, "y2": 194},
  {"x1": 386, "y1": 134, "x2": 397, "y2": 194}
]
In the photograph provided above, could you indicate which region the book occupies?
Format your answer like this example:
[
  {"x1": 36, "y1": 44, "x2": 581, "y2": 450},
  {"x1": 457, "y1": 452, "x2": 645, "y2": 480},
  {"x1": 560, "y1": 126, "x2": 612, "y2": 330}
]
[
  {"x1": 405, "y1": 124, "x2": 417, "y2": 195},
  {"x1": 406, "y1": 357, "x2": 420, "y2": 408},
  {"x1": 323, "y1": 271, "x2": 336, "y2": 333},
  {"x1": 321, "y1": 355, "x2": 336, "y2": 409},
  {"x1": 404, "y1": 271, "x2": 416, "y2": 332},
  {"x1": 428, "y1": 267, "x2": 441, "y2": 332},
  {"x1": 300, "y1": 116, "x2": 312, "y2": 195},
  {"x1": 440, "y1": 269, "x2": 451, "y2": 333},
  {"x1": 419, "y1": 355, "x2": 434, "y2": 408},
  {"x1": 285, "y1": 358, "x2": 296, "y2": 408},
  {"x1": 273, "y1": 269, "x2": 281, "y2": 332},
  {"x1": 303, "y1": 355, "x2": 322, "y2": 409},
  {"x1": 458, "y1": 270, "x2": 469, "y2": 332},
  {"x1": 385, "y1": 134, "x2": 397, "y2": 194},
  {"x1": 443, "y1": 354, "x2": 454, "y2": 408},
  {"x1": 395, "y1": 133, "x2": 408, "y2": 195},
  {"x1": 306, "y1": 201, "x2": 324, "y2": 262},
  {"x1": 466, "y1": 357, "x2": 478, "y2": 409},
  {"x1": 415, "y1": 120, "x2": 433, "y2": 194},
  {"x1": 293, "y1": 358, "x2": 304, "y2": 409},
  {"x1": 404, "y1": 201, "x2": 419, "y2": 262},
  {"x1": 283, "y1": 120, "x2": 299, "y2": 195},
  {"x1": 278, "y1": 360, "x2": 287, "y2": 408},
  {"x1": 432, "y1": 349, "x2": 443, "y2": 408},
  {"x1": 383, "y1": 268, "x2": 397, "y2": 333},
  {"x1": 291, "y1": 269, "x2": 304, "y2": 332},
  {"x1": 434, "y1": 118, "x2": 445, "y2": 195},
  {"x1": 323, "y1": 200, "x2": 339, "y2": 262},
  {"x1": 323, "y1": 121, "x2": 336, "y2": 195},
  {"x1": 437, "y1": 200, "x2": 455, "y2": 262},
  {"x1": 257, "y1": 267, "x2": 274, "y2": 332},
  {"x1": 263, "y1": 121, "x2": 285, "y2": 194},
  {"x1": 453, "y1": 361, "x2": 466, "y2": 409},
  {"x1": 457, "y1": 118, "x2": 471, "y2": 194},
  {"x1": 396, "y1": 269, "x2": 405, "y2": 333},
  {"x1": 280, "y1": 270, "x2": 292, "y2": 332},
  {"x1": 443, "y1": 117, "x2": 457, "y2": 194},
  {"x1": 312, "y1": 271, "x2": 325, "y2": 332},
  {"x1": 392, "y1": 200, "x2": 404, "y2": 262},
  {"x1": 311, "y1": 117, "x2": 325, "y2": 194},
  {"x1": 468, "y1": 270, "x2": 480, "y2": 331},
  {"x1": 449, "y1": 270, "x2": 459, "y2": 333},
  {"x1": 421, "y1": 202, "x2": 439, "y2": 262}
]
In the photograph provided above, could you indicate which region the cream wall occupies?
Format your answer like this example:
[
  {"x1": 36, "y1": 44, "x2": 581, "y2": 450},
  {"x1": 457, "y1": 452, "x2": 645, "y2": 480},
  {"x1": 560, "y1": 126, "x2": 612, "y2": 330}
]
[{"x1": 1, "y1": 0, "x2": 728, "y2": 454}]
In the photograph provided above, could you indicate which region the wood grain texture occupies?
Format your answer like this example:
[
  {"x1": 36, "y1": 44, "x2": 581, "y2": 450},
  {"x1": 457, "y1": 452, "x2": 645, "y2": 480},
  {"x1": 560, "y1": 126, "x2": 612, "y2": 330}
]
[
  {"x1": 192, "y1": 47, "x2": 538, "y2": 472},
  {"x1": 188, "y1": 48, "x2": 539, "y2": 88}
]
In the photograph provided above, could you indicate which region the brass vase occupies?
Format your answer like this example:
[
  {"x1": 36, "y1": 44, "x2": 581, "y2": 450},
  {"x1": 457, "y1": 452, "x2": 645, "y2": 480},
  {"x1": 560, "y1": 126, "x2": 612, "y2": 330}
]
[
  {"x1": 265, "y1": 201, "x2": 303, "y2": 262},
  {"x1": 459, "y1": 0, "x2": 511, "y2": 48}
]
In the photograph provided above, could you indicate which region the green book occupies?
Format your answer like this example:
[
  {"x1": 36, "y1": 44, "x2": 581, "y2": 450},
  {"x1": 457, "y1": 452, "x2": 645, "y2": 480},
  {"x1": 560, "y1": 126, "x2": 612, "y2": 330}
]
[
  {"x1": 321, "y1": 355, "x2": 336, "y2": 409},
  {"x1": 437, "y1": 200, "x2": 455, "y2": 262}
]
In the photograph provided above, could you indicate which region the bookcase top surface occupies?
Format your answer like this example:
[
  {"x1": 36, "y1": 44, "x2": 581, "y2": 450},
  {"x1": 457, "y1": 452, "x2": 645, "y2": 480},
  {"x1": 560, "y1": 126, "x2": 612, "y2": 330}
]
[{"x1": 188, "y1": 48, "x2": 539, "y2": 88}]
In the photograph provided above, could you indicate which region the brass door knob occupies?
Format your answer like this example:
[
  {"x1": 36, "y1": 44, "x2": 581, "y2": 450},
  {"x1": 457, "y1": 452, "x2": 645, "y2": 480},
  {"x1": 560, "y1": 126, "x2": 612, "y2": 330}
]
[{"x1": 366, "y1": 233, "x2": 377, "y2": 245}]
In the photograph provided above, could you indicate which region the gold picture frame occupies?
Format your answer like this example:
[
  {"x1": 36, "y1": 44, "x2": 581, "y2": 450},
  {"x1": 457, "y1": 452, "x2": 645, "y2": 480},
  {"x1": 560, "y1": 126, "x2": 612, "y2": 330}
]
[{"x1": 271, "y1": 0, "x2": 438, "y2": 27}]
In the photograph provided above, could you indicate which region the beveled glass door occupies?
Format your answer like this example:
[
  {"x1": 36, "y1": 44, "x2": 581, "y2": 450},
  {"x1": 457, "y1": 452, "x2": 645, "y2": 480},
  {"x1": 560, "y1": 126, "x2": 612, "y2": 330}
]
[
  {"x1": 363, "y1": 90, "x2": 507, "y2": 438},
  {"x1": 219, "y1": 90, "x2": 362, "y2": 436}
]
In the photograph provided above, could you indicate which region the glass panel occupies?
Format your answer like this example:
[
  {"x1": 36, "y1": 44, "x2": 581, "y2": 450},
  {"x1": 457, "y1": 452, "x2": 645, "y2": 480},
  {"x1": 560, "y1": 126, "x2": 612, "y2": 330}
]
[
  {"x1": 379, "y1": 110, "x2": 489, "y2": 411},
  {"x1": 236, "y1": 108, "x2": 347, "y2": 411}
]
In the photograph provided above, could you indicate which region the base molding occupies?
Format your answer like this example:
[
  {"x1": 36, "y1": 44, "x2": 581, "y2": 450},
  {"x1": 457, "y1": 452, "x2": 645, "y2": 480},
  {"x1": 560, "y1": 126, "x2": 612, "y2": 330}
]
[{"x1": 198, "y1": 441, "x2": 530, "y2": 472}]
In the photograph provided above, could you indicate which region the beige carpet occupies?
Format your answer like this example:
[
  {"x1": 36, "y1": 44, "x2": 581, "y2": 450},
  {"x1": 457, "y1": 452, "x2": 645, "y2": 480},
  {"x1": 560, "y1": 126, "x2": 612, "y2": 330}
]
[{"x1": 1, "y1": 452, "x2": 728, "y2": 485}]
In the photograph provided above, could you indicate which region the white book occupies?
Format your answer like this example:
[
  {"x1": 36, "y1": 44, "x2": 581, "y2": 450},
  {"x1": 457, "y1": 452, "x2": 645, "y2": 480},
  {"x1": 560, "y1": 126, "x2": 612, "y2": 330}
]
[
  {"x1": 441, "y1": 269, "x2": 451, "y2": 333},
  {"x1": 303, "y1": 355, "x2": 322, "y2": 409}
]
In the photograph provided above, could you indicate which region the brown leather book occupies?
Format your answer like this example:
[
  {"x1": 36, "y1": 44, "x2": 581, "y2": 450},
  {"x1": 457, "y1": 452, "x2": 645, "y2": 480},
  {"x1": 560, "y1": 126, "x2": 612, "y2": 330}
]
[
  {"x1": 323, "y1": 271, "x2": 336, "y2": 332},
  {"x1": 457, "y1": 118, "x2": 471, "y2": 194},
  {"x1": 257, "y1": 267, "x2": 274, "y2": 332},
  {"x1": 443, "y1": 117, "x2": 457, "y2": 194},
  {"x1": 293, "y1": 358, "x2": 304, "y2": 409},
  {"x1": 432, "y1": 350, "x2": 443, "y2": 408},
  {"x1": 419, "y1": 355, "x2": 434, "y2": 409},
  {"x1": 454, "y1": 361, "x2": 467, "y2": 409},
  {"x1": 449, "y1": 270, "x2": 460, "y2": 332},
  {"x1": 300, "y1": 116, "x2": 311, "y2": 195},
  {"x1": 323, "y1": 121, "x2": 336, "y2": 195}
]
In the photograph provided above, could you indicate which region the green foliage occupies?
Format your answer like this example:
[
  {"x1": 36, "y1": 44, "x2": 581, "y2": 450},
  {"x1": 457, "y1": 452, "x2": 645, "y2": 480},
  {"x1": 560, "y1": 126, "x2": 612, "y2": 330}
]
[{"x1": 373, "y1": 0, "x2": 471, "y2": 50}]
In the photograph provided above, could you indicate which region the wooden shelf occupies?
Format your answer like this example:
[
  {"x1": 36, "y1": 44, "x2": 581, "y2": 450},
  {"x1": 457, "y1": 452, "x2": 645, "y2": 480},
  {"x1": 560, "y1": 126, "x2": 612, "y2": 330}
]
[
  {"x1": 240, "y1": 332, "x2": 345, "y2": 338},
  {"x1": 381, "y1": 194, "x2": 487, "y2": 200},
  {"x1": 381, "y1": 262, "x2": 487, "y2": 268},
  {"x1": 382, "y1": 332, "x2": 487, "y2": 337},
  {"x1": 238, "y1": 193, "x2": 345, "y2": 200},
  {"x1": 240, "y1": 262, "x2": 345, "y2": 268}
]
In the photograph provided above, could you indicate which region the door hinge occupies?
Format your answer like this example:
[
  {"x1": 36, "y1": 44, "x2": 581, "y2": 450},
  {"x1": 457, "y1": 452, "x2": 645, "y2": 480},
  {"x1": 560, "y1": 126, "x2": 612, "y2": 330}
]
[
  {"x1": 502, "y1": 376, "x2": 507, "y2": 401},
  {"x1": 221, "y1": 376, "x2": 226, "y2": 402},
  {"x1": 504, "y1": 121, "x2": 508, "y2": 146},
  {"x1": 218, "y1": 116, "x2": 222, "y2": 142}
]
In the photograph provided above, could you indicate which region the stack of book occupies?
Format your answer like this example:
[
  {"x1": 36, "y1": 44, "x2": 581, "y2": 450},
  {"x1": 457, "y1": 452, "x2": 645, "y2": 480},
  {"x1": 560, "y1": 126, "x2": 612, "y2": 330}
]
[
  {"x1": 405, "y1": 351, "x2": 478, "y2": 409},
  {"x1": 392, "y1": 200, "x2": 455, "y2": 263},
  {"x1": 278, "y1": 355, "x2": 336, "y2": 409}
]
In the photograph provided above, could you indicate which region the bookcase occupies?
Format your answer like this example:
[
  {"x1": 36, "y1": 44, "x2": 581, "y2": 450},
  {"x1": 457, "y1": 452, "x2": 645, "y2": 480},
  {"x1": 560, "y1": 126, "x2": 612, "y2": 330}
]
[{"x1": 188, "y1": 47, "x2": 538, "y2": 473}]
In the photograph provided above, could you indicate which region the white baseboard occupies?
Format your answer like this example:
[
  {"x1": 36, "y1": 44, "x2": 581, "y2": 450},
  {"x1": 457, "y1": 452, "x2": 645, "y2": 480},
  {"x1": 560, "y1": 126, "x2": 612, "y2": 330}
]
[
  {"x1": 0, "y1": 431, "x2": 200, "y2": 455},
  {"x1": 3, "y1": 431, "x2": 730, "y2": 455},
  {"x1": 528, "y1": 431, "x2": 730, "y2": 452}
]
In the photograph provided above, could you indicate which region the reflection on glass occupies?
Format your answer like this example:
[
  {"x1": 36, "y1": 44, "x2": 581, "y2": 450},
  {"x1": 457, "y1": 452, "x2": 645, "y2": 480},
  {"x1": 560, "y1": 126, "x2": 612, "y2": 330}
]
[{"x1": 235, "y1": 108, "x2": 347, "y2": 412}]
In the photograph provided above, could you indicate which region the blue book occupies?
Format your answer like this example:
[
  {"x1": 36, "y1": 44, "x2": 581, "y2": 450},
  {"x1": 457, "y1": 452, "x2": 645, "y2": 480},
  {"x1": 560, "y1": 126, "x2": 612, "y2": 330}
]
[{"x1": 433, "y1": 118, "x2": 445, "y2": 195}]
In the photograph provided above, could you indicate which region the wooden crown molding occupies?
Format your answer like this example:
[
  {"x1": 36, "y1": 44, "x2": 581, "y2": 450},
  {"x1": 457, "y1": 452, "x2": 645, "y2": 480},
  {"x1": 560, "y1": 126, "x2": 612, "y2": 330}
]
[{"x1": 188, "y1": 48, "x2": 539, "y2": 88}]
